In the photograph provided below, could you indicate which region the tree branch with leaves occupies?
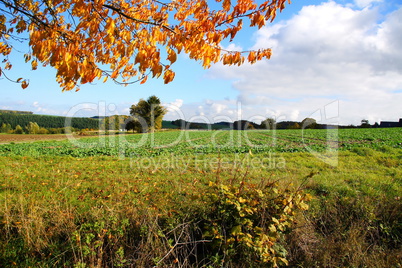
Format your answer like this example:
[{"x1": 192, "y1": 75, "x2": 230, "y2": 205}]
[{"x1": 0, "y1": 0, "x2": 290, "y2": 91}]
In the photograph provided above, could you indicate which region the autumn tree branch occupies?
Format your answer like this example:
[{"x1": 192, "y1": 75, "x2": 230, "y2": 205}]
[{"x1": 101, "y1": 3, "x2": 178, "y2": 34}]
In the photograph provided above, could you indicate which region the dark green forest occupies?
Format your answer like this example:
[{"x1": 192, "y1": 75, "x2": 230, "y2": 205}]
[{"x1": 0, "y1": 112, "x2": 100, "y2": 130}]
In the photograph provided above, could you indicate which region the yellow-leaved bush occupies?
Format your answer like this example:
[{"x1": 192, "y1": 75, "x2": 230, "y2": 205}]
[{"x1": 196, "y1": 180, "x2": 311, "y2": 267}]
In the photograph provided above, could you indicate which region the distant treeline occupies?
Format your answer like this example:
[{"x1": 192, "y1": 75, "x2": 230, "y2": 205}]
[
  {"x1": 169, "y1": 119, "x2": 229, "y2": 130},
  {"x1": 0, "y1": 112, "x2": 100, "y2": 130},
  {"x1": 168, "y1": 118, "x2": 338, "y2": 130},
  {"x1": 0, "y1": 109, "x2": 33, "y2": 115},
  {"x1": 168, "y1": 118, "x2": 402, "y2": 130}
]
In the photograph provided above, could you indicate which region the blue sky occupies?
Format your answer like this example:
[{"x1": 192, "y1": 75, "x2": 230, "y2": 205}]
[{"x1": 1, "y1": 0, "x2": 401, "y2": 125}]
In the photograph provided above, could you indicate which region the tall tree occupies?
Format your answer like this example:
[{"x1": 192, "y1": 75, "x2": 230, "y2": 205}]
[
  {"x1": 261, "y1": 118, "x2": 276, "y2": 130},
  {"x1": 301, "y1": 118, "x2": 317, "y2": 129},
  {"x1": 130, "y1": 95, "x2": 166, "y2": 133},
  {"x1": 0, "y1": 0, "x2": 288, "y2": 91}
]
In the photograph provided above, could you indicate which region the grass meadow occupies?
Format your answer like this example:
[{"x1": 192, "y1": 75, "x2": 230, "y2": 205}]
[{"x1": 0, "y1": 128, "x2": 401, "y2": 267}]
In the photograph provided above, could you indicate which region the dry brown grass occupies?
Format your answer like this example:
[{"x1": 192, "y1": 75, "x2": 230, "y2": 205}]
[{"x1": 0, "y1": 134, "x2": 74, "y2": 144}]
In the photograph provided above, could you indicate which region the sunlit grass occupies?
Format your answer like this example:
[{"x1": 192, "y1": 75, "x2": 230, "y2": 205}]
[{"x1": 0, "y1": 129, "x2": 401, "y2": 267}]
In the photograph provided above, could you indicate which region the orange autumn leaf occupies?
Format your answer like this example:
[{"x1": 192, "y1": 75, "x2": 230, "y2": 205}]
[
  {"x1": 163, "y1": 69, "x2": 175, "y2": 84},
  {"x1": 247, "y1": 51, "x2": 256, "y2": 64},
  {"x1": 21, "y1": 80, "x2": 29, "y2": 89},
  {"x1": 140, "y1": 75, "x2": 148, "y2": 84},
  {"x1": 167, "y1": 48, "x2": 177, "y2": 64}
]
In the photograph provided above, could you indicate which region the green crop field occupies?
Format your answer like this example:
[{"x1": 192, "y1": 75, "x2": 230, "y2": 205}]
[
  {"x1": 1, "y1": 128, "x2": 401, "y2": 157},
  {"x1": 0, "y1": 128, "x2": 401, "y2": 267}
]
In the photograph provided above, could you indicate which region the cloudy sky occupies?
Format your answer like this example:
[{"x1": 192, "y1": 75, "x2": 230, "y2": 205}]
[{"x1": 1, "y1": 0, "x2": 401, "y2": 125}]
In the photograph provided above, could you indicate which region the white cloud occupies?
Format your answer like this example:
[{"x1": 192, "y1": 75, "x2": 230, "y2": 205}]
[
  {"x1": 28, "y1": 101, "x2": 66, "y2": 115},
  {"x1": 168, "y1": 99, "x2": 183, "y2": 109},
  {"x1": 164, "y1": 99, "x2": 185, "y2": 120},
  {"x1": 223, "y1": 43, "x2": 243, "y2": 52},
  {"x1": 207, "y1": 1, "x2": 402, "y2": 125}
]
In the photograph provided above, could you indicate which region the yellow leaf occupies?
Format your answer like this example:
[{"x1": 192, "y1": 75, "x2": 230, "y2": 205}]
[
  {"x1": 230, "y1": 225, "x2": 242, "y2": 235},
  {"x1": 299, "y1": 202, "x2": 309, "y2": 211},
  {"x1": 31, "y1": 60, "x2": 38, "y2": 70},
  {"x1": 106, "y1": 18, "x2": 115, "y2": 36},
  {"x1": 163, "y1": 69, "x2": 175, "y2": 84},
  {"x1": 167, "y1": 48, "x2": 177, "y2": 64},
  {"x1": 272, "y1": 217, "x2": 280, "y2": 225},
  {"x1": 203, "y1": 56, "x2": 211, "y2": 68},
  {"x1": 238, "y1": 197, "x2": 247, "y2": 203},
  {"x1": 278, "y1": 257, "x2": 289, "y2": 265}
]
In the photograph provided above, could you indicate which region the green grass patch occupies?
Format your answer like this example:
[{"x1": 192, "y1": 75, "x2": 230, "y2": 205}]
[{"x1": 0, "y1": 128, "x2": 401, "y2": 267}]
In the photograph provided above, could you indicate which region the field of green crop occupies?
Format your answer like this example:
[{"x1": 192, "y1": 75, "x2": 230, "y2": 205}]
[
  {"x1": 0, "y1": 128, "x2": 401, "y2": 267},
  {"x1": 0, "y1": 128, "x2": 401, "y2": 157}
]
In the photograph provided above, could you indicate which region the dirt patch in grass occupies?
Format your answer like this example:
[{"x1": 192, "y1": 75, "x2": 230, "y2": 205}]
[{"x1": 0, "y1": 134, "x2": 80, "y2": 144}]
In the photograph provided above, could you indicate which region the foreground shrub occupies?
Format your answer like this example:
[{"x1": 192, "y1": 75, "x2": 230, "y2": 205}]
[{"x1": 196, "y1": 181, "x2": 310, "y2": 267}]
